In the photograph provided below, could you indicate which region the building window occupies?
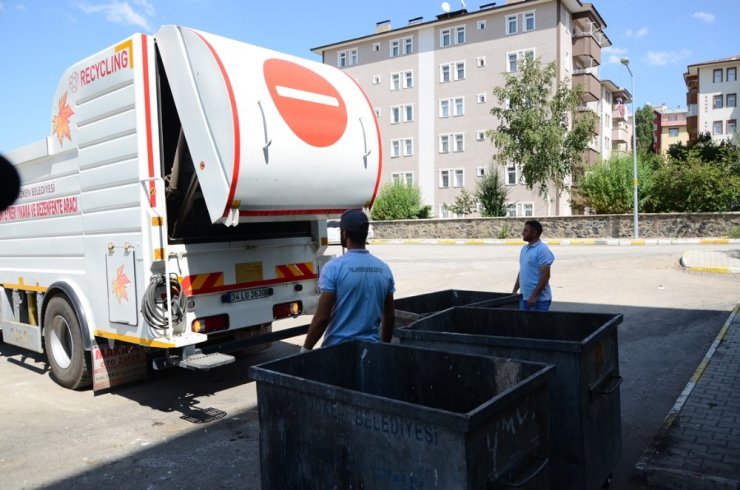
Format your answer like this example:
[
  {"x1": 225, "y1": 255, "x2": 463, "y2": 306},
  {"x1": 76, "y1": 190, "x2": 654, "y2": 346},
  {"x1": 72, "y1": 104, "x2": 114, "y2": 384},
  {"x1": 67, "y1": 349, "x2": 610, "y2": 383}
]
[
  {"x1": 714, "y1": 69, "x2": 723, "y2": 83},
  {"x1": 477, "y1": 93, "x2": 487, "y2": 103},
  {"x1": 372, "y1": 75, "x2": 381, "y2": 85},
  {"x1": 506, "y1": 15, "x2": 517, "y2": 35},
  {"x1": 404, "y1": 71, "x2": 413, "y2": 89},
  {"x1": 506, "y1": 164, "x2": 517, "y2": 185},
  {"x1": 713, "y1": 95, "x2": 723, "y2": 109},
  {"x1": 507, "y1": 49, "x2": 535, "y2": 72},
  {"x1": 453, "y1": 97, "x2": 464, "y2": 116},
  {"x1": 727, "y1": 93, "x2": 737, "y2": 107},
  {"x1": 440, "y1": 64, "x2": 451, "y2": 83},
  {"x1": 403, "y1": 37, "x2": 413, "y2": 55},
  {"x1": 524, "y1": 12, "x2": 535, "y2": 32},
  {"x1": 728, "y1": 67, "x2": 737, "y2": 82},
  {"x1": 404, "y1": 105, "x2": 414, "y2": 122},
  {"x1": 337, "y1": 49, "x2": 357, "y2": 67},
  {"x1": 476, "y1": 130, "x2": 486, "y2": 141},
  {"x1": 728, "y1": 119, "x2": 737, "y2": 135},
  {"x1": 391, "y1": 73, "x2": 401, "y2": 90},
  {"x1": 455, "y1": 62, "x2": 466, "y2": 80},
  {"x1": 439, "y1": 169, "x2": 450, "y2": 187},
  {"x1": 337, "y1": 51, "x2": 347, "y2": 67},
  {"x1": 374, "y1": 107, "x2": 381, "y2": 118},
  {"x1": 476, "y1": 166, "x2": 486, "y2": 177},
  {"x1": 477, "y1": 20, "x2": 487, "y2": 30},
  {"x1": 453, "y1": 169, "x2": 464, "y2": 187},
  {"x1": 453, "y1": 133, "x2": 465, "y2": 152},
  {"x1": 440, "y1": 29, "x2": 451, "y2": 47},
  {"x1": 440, "y1": 99, "x2": 450, "y2": 118},
  {"x1": 373, "y1": 43, "x2": 380, "y2": 52},
  {"x1": 392, "y1": 172, "x2": 414, "y2": 186},
  {"x1": 403, "y1": 138, "x2": 414, "y2": 156},
  {"x1": 477, "y1": 56, "x2": 487, "y2": 67},
  {"x1": 669, "y1": 127, "x2": 679, "y2": 137},
  {"x1": 455, "y1": 26, "x2": 466, "y2": 44},
  {"x1": 391, "y1": 106, "x2": 401, "y2": 124},
  {"x1": 713, "y1": 121, "x2": 723, "y2": 134},
  {"x1": 349, "y1": 49, "x2": 358, "y2": 65},
  {"x1": 439, "y1": 135, "x2": 450, "y2": 153},
  {"x1": 390, "y1": 139, "x2": 401, "y2": 158},
  {"x1": 390, "y1": 40, "x2": 400, "y2": 57},
  {"x1": 518, "y1": 202, "x2": 534, "y2": 217},
  {"x1": 506, "y1": 203, "x2": 517, "y2": 217}
]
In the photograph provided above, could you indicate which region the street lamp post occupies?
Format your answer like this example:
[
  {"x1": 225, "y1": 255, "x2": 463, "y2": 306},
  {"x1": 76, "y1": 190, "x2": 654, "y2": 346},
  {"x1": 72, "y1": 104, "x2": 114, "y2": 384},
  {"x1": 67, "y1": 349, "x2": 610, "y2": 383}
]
[{"x1": 620, "y1": 57, "x2": 639, "y2": 239}]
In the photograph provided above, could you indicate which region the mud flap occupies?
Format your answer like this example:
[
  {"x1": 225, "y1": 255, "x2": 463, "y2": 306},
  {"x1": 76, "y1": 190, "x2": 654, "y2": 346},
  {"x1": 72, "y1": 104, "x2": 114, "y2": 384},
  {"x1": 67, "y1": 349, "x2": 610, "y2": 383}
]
[{"x1": 92, "y1": 338, "x2": 148, "y2": 391}]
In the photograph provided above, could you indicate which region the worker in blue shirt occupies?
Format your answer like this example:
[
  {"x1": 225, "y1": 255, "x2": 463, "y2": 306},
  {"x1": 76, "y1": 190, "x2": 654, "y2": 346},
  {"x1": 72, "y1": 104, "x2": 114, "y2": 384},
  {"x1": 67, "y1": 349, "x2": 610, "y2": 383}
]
[
  {"x1": 302, "y1": 209, "x2": 395, "y2": 350},
  {"x1": 512, "y1": 220, "x2": 555, "y2": 311}
]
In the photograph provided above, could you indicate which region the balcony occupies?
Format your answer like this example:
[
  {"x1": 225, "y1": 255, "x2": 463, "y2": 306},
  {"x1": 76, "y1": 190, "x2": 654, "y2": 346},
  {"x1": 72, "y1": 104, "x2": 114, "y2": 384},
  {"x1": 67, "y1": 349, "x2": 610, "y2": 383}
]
[
  {"x1": 572, "y1": 34, "x2": 601, "y2": 66},
  {"x1": 612, "y1": 127, "x2": 629, "y2": 143},
  {"x1": 572, "y1": 71, "x2": 600, "y2": 102},
  {"x1": 687, "y1": 115, "x2": 698, "y2": 138},
  {"x1": 574, "y1": 108, "x2": 599, "y2": 136},
  {"x1": 612, "y1": 142, "x2": 629, "y2": 154},
  {"x1": 686, "y1": 91, "x2": 697, "y2": 105},
  {"x1": 612, "y1": 107, "x2": 628, "y2": 121}
]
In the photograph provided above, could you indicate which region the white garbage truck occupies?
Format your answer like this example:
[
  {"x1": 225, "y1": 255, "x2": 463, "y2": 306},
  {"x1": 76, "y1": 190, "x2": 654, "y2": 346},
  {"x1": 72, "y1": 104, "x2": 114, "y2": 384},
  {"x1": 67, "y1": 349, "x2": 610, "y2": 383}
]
[{"x1": 0, "y1": 25, "x2": 381, "y2": 390}]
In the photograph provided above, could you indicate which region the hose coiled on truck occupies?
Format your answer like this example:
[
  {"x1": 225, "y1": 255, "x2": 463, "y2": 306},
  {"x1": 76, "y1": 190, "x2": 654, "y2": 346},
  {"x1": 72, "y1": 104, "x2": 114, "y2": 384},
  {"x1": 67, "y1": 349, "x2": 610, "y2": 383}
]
[{"x1": 142, "y1": 273, "x2": 186, "y2": 330}]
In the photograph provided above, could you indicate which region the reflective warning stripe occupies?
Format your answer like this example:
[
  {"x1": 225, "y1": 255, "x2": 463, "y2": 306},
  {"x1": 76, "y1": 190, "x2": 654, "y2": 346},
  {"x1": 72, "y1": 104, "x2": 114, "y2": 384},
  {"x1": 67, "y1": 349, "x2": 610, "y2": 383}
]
[
  {"x1": 180, "y1": 272, "x2": 225, "y2": 295},
  {"x1": 276, "y1": 262, "x2": 315, "y2": 280}
]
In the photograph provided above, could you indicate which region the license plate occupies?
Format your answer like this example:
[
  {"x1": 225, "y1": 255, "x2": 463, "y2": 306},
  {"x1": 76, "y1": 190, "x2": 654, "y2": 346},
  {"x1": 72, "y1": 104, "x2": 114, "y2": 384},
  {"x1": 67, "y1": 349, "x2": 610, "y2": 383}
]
[{"x1": 224, "y1": 287, "x2": 271, "y2": 303}]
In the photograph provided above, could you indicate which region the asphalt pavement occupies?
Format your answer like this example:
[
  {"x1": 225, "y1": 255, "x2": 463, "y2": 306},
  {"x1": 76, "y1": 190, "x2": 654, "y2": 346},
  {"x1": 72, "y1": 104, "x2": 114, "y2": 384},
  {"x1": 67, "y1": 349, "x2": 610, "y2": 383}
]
[{"x1": 632, "y1": 245, "x2": 740, "y2": 488}]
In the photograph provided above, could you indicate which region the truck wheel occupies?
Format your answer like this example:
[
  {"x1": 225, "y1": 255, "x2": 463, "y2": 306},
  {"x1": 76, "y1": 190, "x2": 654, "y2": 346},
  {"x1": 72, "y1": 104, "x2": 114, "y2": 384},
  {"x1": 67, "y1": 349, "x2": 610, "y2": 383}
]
[{"x1": 43, "y1": 296, "x2": 91, "y2": 389}]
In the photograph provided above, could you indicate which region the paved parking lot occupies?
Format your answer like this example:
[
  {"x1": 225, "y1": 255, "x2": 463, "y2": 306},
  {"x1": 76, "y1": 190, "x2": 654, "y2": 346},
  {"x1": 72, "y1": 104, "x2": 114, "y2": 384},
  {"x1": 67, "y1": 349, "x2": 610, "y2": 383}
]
[{"x1": 1, "y1": 244, "x2": 738, "y2": 489}]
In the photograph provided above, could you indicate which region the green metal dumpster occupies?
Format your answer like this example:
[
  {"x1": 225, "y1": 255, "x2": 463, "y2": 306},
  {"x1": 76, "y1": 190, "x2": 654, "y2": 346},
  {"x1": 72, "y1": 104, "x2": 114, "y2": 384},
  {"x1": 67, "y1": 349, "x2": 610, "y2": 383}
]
[
  {"x1": 396, "y1": 307, "x2": 623, "y2": 490},
  {"x1": 394, "y1": 289, "x2": 521, "y2": 327},
  {"x1": 249, "y1": 340, "x2": 554, "y2": 489}
]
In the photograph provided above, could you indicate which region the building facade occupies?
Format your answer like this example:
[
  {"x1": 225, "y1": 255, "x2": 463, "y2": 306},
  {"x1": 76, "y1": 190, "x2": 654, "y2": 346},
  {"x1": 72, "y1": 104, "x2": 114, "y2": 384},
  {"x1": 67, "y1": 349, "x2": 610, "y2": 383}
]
[
  {"x1": 684, "y1": 55, "x2": 740, "y2": 144},
  {"x1": 653, "y1": 104, "x2": 689, "y2": 154},
  {"x1": 312, "y1": 0, "x2": 610, "y2": 218}
]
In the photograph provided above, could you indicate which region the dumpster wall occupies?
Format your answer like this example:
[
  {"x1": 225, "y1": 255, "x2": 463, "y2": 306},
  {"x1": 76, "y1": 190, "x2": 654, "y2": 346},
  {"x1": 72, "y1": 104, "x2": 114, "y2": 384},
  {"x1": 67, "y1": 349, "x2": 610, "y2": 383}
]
[
  {"x1": 250, "y1": 340, "x2": 554, "y2": 489},
  {"x1": 397, "y1": 307, "x2": 623, "y2": 490}
]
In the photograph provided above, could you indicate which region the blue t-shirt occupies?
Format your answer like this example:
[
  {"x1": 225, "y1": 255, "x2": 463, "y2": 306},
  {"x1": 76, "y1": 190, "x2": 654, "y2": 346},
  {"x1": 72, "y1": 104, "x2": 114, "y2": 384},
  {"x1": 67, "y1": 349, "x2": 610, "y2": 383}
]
[
  {"x1": 519, "y1": 240, "x2": 555, "y2": 302},
  {"x1": 318, "y1": 249, "x2": 396, "y2": 347}
]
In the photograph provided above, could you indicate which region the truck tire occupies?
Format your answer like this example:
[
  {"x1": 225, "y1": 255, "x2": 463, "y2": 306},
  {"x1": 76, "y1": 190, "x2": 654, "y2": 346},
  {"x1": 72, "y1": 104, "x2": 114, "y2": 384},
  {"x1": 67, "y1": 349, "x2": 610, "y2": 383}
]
[{"x1": 43, "y1": 296, "x2": 92, "y2": 389}]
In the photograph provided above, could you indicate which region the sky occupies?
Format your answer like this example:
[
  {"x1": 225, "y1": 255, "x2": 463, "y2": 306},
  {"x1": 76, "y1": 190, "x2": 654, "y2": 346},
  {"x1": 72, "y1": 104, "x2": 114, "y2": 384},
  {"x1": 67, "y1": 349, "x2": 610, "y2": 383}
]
[{"x1": 1, "y1": 0, "x2": 738, "y2": 153}]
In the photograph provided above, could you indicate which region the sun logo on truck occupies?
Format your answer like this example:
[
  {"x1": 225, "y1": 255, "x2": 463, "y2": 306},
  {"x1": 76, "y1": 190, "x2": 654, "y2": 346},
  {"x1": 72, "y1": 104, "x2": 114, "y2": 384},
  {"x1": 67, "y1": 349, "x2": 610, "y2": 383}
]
[
  {"x1": 111, "y1": 265, "x2": 131, "y2": 303},
  {"x1": 52, "y1": 92, "x2": 75, "y2": 146}
]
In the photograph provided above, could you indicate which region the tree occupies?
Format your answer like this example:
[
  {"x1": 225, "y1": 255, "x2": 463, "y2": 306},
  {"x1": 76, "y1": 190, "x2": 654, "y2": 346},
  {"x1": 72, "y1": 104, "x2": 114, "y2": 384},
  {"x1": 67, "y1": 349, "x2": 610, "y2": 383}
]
[
  {"x1": 488, "y1": 56, "x2": 598, "y2": 197},
  {"x1": 370, "y1": 182, "x2": 430, "y2": 220},
  {"x1": 576, "y1": 155, "x2": 656, "y2": 214},
  {"x1": 635, "y1": 104, "x2": 654, "y2": 157},
  {"x1": 448, "y1": 188, "x2": 478, "y2": 217},
  {"x1": 475, "y1": 166, "x2": 509, "y2": 217}
]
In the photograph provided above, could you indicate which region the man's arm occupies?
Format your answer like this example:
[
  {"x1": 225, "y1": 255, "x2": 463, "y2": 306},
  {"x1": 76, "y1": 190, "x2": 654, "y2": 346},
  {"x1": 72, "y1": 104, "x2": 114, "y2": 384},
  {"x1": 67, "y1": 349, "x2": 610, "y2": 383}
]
[
  {"x1": 512, "y1": 272, "x2": 520, "y2": 294},
  {"x1": 527, "y1": 265, "x2": 551, "y2": 306},
  {"x1": 380, "y1": 294, "x2": 395, "y2": 343},
  {"x1": 303, "y1": 291, "x2": 336, "y2": 350}
]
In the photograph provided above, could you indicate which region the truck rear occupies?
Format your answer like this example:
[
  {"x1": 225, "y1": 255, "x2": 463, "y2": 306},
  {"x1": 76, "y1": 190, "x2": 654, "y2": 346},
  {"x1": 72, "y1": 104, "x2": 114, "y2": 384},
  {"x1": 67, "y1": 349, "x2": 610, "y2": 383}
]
[{"x1": 0, "y1": 25, "x2": 381, "y2": 390}]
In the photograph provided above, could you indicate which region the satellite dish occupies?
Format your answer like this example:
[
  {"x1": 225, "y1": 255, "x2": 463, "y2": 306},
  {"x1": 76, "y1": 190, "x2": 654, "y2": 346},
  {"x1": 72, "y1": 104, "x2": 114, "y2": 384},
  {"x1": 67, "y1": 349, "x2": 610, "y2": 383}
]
[{"x1": 441, "y1": 1, "x2": 451, "y2": 12}]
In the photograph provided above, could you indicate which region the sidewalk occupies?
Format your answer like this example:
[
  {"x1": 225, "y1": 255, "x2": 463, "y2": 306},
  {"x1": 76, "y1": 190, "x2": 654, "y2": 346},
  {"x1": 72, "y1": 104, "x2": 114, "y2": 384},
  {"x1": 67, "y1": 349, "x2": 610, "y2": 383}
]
[
  {"x1": 634, "y1": 302, "x2": 740, "y2": 489},
  {"x1": 369, "y1": 237, "x2": 740, "y2": 247}
]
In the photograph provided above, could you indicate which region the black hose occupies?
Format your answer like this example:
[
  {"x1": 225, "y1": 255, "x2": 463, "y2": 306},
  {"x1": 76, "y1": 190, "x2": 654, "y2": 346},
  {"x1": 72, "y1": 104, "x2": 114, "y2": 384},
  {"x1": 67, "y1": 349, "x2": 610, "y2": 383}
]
[{"x1": 142, "y1": 274, "x2": 186, "y2": 330}]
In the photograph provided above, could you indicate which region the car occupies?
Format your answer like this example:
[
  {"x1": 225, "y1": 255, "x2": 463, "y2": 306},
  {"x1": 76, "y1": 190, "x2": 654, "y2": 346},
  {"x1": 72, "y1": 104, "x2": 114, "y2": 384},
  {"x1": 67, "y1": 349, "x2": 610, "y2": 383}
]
[{"x1": 326, "y1": 219, "x2": 374, "y2": 245}]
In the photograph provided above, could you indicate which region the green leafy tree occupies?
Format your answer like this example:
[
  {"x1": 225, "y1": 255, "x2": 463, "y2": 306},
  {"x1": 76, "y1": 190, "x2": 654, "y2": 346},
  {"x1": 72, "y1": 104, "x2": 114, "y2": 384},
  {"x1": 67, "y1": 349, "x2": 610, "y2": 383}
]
[
  {"x1": 576, "y1": 155, "x2": 656, "y2": 214},
  {"x1": 475, "y1": 166, "x2": 509, "y2": 217},
  {"x1": 370, "y1": 182, "x2": 429, "y2": 220},
  {"x1": 488, "y1": 56, "x2": 598, "y2": 197},
  {"x1": 448, "y1": 188, "x2": 478, "y2": 217},
  {"x1": 668, "y1": 132, "x2": 740, "y2": 175},
  {"x1": 635, "y1": 104, "x2": 654, "y2": 157}
]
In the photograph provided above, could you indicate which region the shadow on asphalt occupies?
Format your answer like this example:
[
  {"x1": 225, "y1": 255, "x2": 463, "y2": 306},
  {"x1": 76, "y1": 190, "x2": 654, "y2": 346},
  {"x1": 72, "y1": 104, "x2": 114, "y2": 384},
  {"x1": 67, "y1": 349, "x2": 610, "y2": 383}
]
[{"x1": 17, "y1": 302, "x2": 730, "y2": 490}]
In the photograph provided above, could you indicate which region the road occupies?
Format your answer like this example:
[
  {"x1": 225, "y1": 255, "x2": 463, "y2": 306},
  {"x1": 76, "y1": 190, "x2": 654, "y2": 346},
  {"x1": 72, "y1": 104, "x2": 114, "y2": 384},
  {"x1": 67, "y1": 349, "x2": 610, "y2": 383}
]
[{"x1": 0, "y1": 244, "x2": 738, "y2": 489}]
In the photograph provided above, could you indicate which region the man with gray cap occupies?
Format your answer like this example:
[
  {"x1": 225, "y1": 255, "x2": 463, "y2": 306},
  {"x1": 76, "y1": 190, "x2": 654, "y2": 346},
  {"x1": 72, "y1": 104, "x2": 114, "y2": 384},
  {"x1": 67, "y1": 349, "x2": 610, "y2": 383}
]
[{"x1": 303, "y1": 209, "x2": 395, "y2": 350}]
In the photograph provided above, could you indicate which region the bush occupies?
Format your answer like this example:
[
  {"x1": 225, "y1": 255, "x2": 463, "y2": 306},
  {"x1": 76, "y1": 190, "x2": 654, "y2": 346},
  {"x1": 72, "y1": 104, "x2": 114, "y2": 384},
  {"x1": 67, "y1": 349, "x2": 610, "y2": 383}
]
[{"x1": 370, "y1": 183, "x2": 429, "y2": 220}]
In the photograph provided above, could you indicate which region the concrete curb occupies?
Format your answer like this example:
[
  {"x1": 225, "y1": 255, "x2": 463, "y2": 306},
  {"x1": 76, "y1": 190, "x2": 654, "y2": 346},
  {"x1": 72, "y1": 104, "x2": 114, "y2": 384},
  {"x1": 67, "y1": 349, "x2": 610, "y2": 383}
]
[
  {"x1": 368, "y1": 238, "x2": 740, "y2": 246},
  {"x1": 634, "y1": 303, "x2": 740, "y2": 487}
]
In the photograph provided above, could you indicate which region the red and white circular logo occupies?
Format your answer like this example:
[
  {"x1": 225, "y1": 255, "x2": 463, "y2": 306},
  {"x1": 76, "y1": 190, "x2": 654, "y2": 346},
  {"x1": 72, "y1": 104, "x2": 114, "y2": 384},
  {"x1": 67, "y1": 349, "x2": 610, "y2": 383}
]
[{"x1": 263, "y1": 59, "x2": 347, "y2": 147}]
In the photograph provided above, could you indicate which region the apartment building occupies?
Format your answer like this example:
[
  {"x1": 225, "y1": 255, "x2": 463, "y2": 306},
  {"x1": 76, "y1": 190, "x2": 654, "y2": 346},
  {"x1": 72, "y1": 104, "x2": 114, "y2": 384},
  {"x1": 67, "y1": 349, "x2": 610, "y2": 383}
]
[
  {"x1": 311, "y1": 0, "x2": 610, "y2": 217},
  {"x1": 684, "y1": 55, "x2": 740, "y2": 144},
  {"x1": 653, "y1": 105, "x2": 688, "y2": 154}
]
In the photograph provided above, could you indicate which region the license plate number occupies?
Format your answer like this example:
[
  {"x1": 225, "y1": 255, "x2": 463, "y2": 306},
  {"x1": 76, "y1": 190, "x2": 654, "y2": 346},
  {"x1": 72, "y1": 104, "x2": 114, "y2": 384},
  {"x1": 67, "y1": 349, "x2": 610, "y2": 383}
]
[{"x1": 225, "y1": 287, "x2": 270, "y2": 303}]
